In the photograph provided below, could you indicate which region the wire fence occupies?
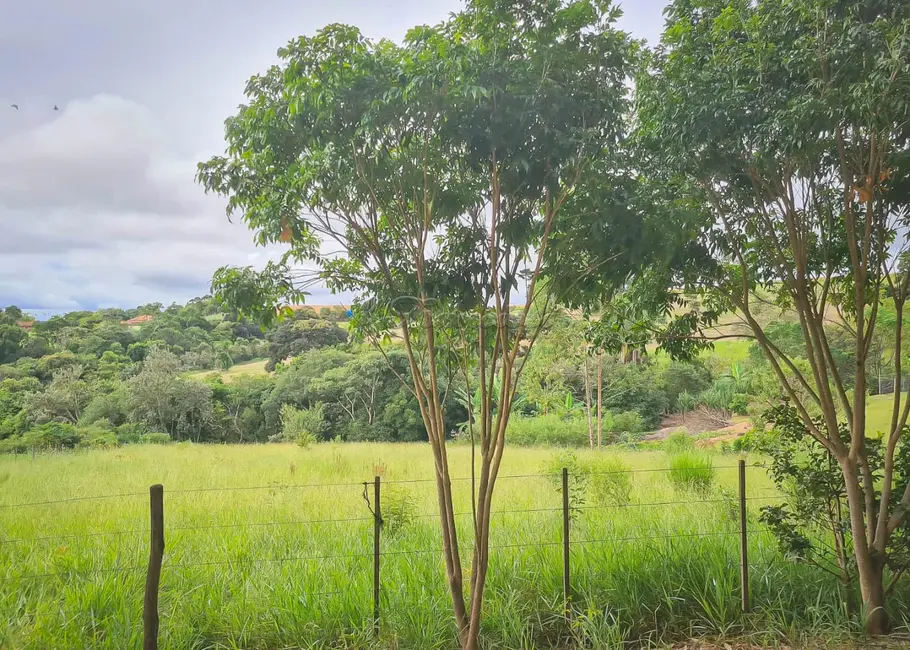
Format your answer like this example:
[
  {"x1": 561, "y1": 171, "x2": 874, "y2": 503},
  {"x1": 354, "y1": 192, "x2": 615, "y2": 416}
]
[{"x1": 2, "y1": 461, "x2": 782, "y2": 648}]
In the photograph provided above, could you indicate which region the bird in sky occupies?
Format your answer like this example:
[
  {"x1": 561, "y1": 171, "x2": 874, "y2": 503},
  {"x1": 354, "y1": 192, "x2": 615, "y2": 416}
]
[
  {"x1": 53, "y1": 105, "x2": 59, "y2": 110},
  {"x1": 10, "y1": 104, "x2": 18, "y2": 110}
]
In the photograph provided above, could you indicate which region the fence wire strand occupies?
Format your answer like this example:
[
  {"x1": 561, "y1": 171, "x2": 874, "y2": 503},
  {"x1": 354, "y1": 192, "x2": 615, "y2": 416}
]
[{"x1": 0, "y1": 491, "x2": 147, "y2": 510}]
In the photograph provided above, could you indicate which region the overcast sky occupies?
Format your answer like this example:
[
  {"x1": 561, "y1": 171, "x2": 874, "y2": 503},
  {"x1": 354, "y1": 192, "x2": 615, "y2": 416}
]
[{"x1": 0, "y1": 0, "x2": 668, "y2": 316}]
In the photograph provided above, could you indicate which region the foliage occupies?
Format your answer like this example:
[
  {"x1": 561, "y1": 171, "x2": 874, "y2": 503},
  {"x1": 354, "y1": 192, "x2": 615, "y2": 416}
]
[
  {"x1": 280, "y1": 402, "x2": 326, "y2": 448},
  {"x1": 265, "y1": 313, "x2": 348, "y2": 371},
  {"x1": 639, "y1": 0, "x2": 910, "y2": 631},
  {"x1": 138, "y1": 432, "x2": 172, "y2": 445},
  {"x1": 660, "y1": 361, "x2": 712, "y2": 413},
  {"x1": 759, "y1": 405, "x2": 910, "y2": 599},
  {"x1": 729, "y1": 426, "x2": 779, "y2": 454},
  {"x1": 610, "y1": 411, "x2": 645, "y2": 437}
]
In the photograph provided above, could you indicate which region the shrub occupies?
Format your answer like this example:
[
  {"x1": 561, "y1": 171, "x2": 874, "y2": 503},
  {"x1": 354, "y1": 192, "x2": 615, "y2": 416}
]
[
  {"x1": 382, "y1": 486, "x2": 417, "y2": 537},
  {"x1": 730, "y1": 426, "x2": 779, "y2": 453},
  {"x1": 507, "y1": 414, "x2": 588, "y2": 447},
  {"x1": 139, "y1": 432, "x2": 172, "y2": 445},
  {"x1": 663, "y1": 430, "x2": 694, "y2": 453},
  {"x1": 24, "y1": 422, "x2": 83, "y2": 450},
  {"x1": 280, "y1": 403, "x2": 326, "y2": 448},
  {"x1": 115, "y1": 423, "x2": 147, "y2": 444},
  {"x1": 609, "y1": 411, "x2": 645, "y2": 436},
  {"x1": 668, "y1": 452, "x2": 715, "y2": 494},
  {"x1": 588, "y1": 456, "x2": 632, "y2": 506},
  {"x1": 660, "y1": 360, "x2": 712, "y2": 411},
  {"x1": 77, "y1": 425, "x2": 118, "y2": 448}
]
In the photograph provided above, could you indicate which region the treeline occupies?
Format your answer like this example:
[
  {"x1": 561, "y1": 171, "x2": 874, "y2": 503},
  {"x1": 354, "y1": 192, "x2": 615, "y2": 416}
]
[
  {"x1": 0, "y1": 301, "x2": 358, "y2": 450},
  {"x1": 0, "y1": 298, "x2": 893, "y2": 452}
]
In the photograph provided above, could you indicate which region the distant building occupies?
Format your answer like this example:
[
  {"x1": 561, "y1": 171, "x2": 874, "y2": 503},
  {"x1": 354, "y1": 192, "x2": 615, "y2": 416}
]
[
  {"x1": 15, "y1": 320, "x2": 35, "y2": 331},
  {"x1": 120, "y1": 314, "x2": 155, "y2": 326}
]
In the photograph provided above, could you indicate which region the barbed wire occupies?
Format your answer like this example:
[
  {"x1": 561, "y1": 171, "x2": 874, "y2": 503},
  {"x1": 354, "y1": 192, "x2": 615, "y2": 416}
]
[
  {"x1": 15, "y1": 564, "x2": 146, "y2": 581},
  {"x1": 8, "y1": 527, "x2": 763, "y2": 582},
  {"x1": 1, "y1": 463, "x2": 768, "y2": 509},
  {"x1": 2, "y1": 492, "x2": 783, "y2": 546},
  {"x1": 0, "y1": 491, "x2": 146, "y2": 510},
  {"x1": 0, "y1": 528, "x2": 148, "y2": 546},
  {"x1": 379, "y1": 464, "x2": 759, "y2": 485},
  {"x1": 168, "y1": 514, "x2": 374, "y2": 534},
  {"x1": 164, "y1": 549, "x2": 372, "y2": 570}
]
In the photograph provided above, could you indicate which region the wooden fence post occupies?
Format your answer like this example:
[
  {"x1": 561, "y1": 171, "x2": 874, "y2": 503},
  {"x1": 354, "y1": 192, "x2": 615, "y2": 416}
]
[
  {"x1": 373, "y1": 475, "x2": 381, "y2": 638},
  {"x1": 562, "y1": 467, "x2": 571, "y2": 615},
  {"x1": 738, "y1": 459, "x2": 749, "y2": 612},
  {"x1": 143, "y1": 484, "x2": 164, "y2": 650}
]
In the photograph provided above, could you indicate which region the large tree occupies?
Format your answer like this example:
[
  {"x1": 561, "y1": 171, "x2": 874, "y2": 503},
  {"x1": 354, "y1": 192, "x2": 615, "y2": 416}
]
[
  {"x1": 638, "y1": 0, "x2": 910, "y2": 633},
  {"x1": 198, "y1": 1, "x2": 664, "y2": 646}
]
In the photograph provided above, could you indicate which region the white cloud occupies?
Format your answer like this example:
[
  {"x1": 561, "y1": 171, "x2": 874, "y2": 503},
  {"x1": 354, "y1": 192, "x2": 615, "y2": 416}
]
[{"x1": 0, "y1": 95, "x2": 272, "y2": 310}]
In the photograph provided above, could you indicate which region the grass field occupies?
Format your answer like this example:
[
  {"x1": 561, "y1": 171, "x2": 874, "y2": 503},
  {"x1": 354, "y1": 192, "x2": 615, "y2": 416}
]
[
  {"x1": 865, "y1": 393, "x2": 906, "y2": 437},
  {"x1": 1, "y1": 443, "x2": 907, "y2": 649},
  {"x1": 190, "y1": 358, "x2": 269, "y2": 383}
]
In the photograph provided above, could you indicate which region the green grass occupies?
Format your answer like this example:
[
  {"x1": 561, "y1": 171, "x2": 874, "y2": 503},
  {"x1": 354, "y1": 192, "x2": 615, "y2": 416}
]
[
  {"x1": 0, "y1": 444, "x2": 905, "y2": 649},
  {"x1": 189, "y1": 358, "x2": 270, "y2": 383},
  {"x1": 865, "y1": 392, "x2": 906, "y2": 437}
]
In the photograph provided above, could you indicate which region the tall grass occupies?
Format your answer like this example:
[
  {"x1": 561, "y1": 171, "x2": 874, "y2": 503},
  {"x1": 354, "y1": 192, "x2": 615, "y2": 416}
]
[
  {"x1": 0, "y1": 443, "x2": 906, "y2": 649},
  {"x1": 668, "y1": 451, "x2": 716, "y2": 494}
]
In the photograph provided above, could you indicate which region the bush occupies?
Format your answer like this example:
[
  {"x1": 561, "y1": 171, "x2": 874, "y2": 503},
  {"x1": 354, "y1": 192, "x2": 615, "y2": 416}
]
[
  {"x1": 139, "y1": 432, "x2": 172, "y2": 445},
  {"x1": 280, "y1": 403, "x2": 326, "y2": 448},
  {"x1": 588, "y1": 456, "x2": 632, "y2": 506},
  {"x1": 23, "y1": 422, "x2": 83, "y2": 450},
  {"x1": 668, "y1": 452, "x2": 715, "y2": 494},
  {"x1": 660, "y1": 361, "x2": 712, "y2": 412},
  {"x1": 77, "y1": 425, "x2": 118, "y2": 448},
  {"x1": 663, "y1": 430, "x2": 694, "y2": 453},
  {"x1": 115, "y1": 423, "x2": 147, "y2": 444},
  {"x1": 730, "y1": 426, "x2": 779, "y2": 453},
  {"x1": 507, "y1": 414, "x2": 589, "y2": 447},
  {"x1": 609, "y1": 411, "x2": 645, "y2": 436}
]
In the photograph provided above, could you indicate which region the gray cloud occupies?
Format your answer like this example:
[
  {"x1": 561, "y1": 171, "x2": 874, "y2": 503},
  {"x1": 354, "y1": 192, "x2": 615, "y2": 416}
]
[{"x1": 0, "y1": 0, "x2": 667, "y2": 312}]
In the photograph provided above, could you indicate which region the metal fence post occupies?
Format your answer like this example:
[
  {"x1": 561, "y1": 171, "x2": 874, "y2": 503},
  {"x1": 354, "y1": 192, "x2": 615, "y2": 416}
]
[
  {"x1": 562, "y1": 467, "x2": 571, "y2": 615},
  {"x1": 738, "y1": 459, "x2": 749, "y2": 612},
  {"x1": 143, "y1": 484, "x2": 164, "y2": 650},
  {"x1": 373, "y1": 475, "x2": 381, "y2": 637}
]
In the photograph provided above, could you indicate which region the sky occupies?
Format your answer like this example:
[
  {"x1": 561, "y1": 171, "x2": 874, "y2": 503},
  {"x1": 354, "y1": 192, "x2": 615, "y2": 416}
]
[{"x1": 0, "y1": 0, "x2": 668, "y2": 316}]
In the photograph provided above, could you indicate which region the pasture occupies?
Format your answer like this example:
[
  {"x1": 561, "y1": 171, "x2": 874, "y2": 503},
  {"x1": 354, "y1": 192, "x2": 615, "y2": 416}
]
[{"x1": 1, "y1": 443, "x2": 907, "y2": 649}]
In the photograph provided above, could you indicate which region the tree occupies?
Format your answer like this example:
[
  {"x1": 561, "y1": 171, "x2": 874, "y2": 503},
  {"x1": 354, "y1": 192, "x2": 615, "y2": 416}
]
[
  {"x1": 638, "y1": 0, "x2": 910, "y2": 633},
  {"x1": 198, "y1": 2, "x2": 643, "y2": 645},
  {"x1": 127, "y1": 348, "x2": 214, "y2": 441},
  {"x1": 265, "y1": 316, "x2": 348, "y2": 371},
  {"x1": 0, "y1": 324, "x2": 25, "y2": 364},
  {"x1": 26, "y1": 365, "x2": 92, "y2": 424}
]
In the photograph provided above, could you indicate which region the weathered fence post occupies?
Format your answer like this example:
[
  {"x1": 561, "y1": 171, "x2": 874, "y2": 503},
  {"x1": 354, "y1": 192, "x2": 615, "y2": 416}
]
[
  {"x1": 738, "y1": 459, "x2": 749, "y2": 612},
  {"x1": 143, "y1": 484, "x2": 164, "y2": 650},
  {"x1": 373, "y1": 475, "x2": 381, "y2": 638},
  {"x1": 561, "y1": 467, "x2": 571, "y2": 615}
]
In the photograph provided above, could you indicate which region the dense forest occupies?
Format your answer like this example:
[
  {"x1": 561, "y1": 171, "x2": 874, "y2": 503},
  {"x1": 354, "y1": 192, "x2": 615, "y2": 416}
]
[{"x1": 0, "y1": 295, "x2": 899, "y2": 453}]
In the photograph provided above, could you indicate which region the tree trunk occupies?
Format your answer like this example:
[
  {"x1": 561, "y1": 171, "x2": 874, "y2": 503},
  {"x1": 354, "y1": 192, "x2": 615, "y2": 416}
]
[
  {"x1": 841, "y1": 459, "x2": 890, "y2": 635},
  {"x1": 862, "y1": 557, "x2": 889, "y2": 635},
  {"x1": 596, "y1": 351, "x2": 603, "y2": 451},
  {"x1": 583, "y1": 353, "x2": 594, "y2": 449}
]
